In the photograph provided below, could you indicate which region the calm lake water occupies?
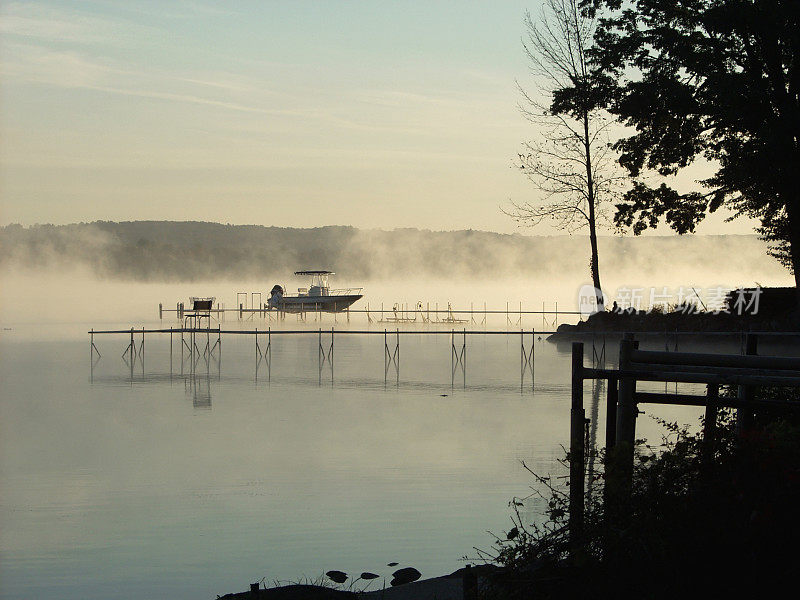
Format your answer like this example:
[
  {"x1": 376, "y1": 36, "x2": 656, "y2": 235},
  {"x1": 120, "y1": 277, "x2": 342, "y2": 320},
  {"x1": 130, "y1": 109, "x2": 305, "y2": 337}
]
[{"x1": 1, "y1": 320, "x2": 750, "y2": 600}]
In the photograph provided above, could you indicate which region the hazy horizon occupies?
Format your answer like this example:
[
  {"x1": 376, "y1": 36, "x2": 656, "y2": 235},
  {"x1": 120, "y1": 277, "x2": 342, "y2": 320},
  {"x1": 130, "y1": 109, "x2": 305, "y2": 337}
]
[
  {"x1": 0, "y1": 221, "x2": 792, "y2": 328},
  {"x1": 0, "y1": 0, "x2": 762, "y2": 237}
]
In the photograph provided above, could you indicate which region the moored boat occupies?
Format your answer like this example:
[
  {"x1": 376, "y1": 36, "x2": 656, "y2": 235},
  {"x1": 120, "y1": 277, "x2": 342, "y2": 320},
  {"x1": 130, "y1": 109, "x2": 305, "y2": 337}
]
[{"x1": 268, "y1": 271, "x2": 362, "y2": 313}]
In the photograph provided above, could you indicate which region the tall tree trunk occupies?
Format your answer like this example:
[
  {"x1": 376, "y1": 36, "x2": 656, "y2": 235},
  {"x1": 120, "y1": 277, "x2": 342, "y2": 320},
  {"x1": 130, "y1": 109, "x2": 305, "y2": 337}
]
[
  {"x1": 583, "y1": 111, "x2": 604, "y2": 310},
  {"x1": 588, "y1": 211, "x2": 603, "y2": 309}
]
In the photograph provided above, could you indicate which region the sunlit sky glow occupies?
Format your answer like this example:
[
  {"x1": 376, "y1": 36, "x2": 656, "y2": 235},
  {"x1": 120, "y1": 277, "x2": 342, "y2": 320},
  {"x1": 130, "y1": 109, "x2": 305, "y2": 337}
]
[{"x1": 0, "y1": 0, "x2": 757, "y2": 235}]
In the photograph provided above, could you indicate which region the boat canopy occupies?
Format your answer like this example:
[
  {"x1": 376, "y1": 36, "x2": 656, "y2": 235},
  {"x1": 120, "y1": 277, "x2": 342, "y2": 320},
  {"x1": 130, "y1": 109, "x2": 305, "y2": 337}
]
[
  {"x1": 294, "y1": 270, "x2": 334, "y2": 275},
  {"x1": 295, "y1": 270, "x2": 334, "y2": 294}
]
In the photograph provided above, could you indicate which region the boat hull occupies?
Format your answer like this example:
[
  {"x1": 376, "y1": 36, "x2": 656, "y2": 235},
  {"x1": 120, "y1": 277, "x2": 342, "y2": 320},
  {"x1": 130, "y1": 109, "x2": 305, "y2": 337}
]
[{"x1": 276, "y1": 294, "x2": 362, "y2": 314}]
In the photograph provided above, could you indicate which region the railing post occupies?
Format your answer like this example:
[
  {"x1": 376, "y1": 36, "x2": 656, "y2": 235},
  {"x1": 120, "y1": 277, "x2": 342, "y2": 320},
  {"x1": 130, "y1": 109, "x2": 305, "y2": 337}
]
[
  {"x1": 737, "y1": 333, "x2": 758, "y2": 433},
  {"x1": 605, "y1": 375, "x2": 618, "y2": 451},
  {"x1": 570, "y1": 342, "x2": 585, "y2": 553},
  {"x1": 616, "y1": 334, "x2": 637, "y2": 448},
  {"x1": 614, "y1": 334, "x2": 637, "y2": 504},
  {"x1": 703, "y1": 384, "x2": 720, "y2": 467}
]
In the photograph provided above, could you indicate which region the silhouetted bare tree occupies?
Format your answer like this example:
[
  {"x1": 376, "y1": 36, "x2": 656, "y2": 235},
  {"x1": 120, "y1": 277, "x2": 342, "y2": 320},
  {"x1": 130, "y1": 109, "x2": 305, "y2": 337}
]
[{"x1": 507, "y1": 0, "x2": 622, "y2": 308}]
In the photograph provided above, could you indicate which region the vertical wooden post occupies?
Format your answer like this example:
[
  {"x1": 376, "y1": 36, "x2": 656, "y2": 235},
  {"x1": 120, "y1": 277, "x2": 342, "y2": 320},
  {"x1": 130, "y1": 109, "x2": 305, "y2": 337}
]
[
  {"x1": 605, "y1": 375, "x2": 618, "y2": 451},
  {"x1": 89, "y1": 329, "x2": 94, "y2": 383},
  {"x1": 602, "y1": 373, "x2": 620, "y2": 523},
  {"x1": 451, "y1": 329, "x2": 454, "y2": 386},
  {"x1": 531, "y1": 328, "x2": 535, "y2": 387},
  {"x1": 180, "y1": 327, "x2": 184, "y2": 376},
  {"x1": 570, "y1": 342, "x2": 585, "y2": 552},
  {"x1": 616, "y1": 334, "x2": 637, "y2": 448},
  {"x1": 615, "y1": 334, "x2": 637, "y2": 501},
  {"x1": 704, "y1": 383, "x2": 720, "y2": 466},
  {"x1": 737, "y1": 334, "x2": 757, "y2": 433},
  {"x1": 520, "y1": 328, "x2": 524, "y2": 391}
]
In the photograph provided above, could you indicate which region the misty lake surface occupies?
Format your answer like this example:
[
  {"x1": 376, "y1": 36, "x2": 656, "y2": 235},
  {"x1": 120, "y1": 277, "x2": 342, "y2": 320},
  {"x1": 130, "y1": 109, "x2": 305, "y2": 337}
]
[{"x1": 0, "y1": 319, "x2": 753, "y2": 600}]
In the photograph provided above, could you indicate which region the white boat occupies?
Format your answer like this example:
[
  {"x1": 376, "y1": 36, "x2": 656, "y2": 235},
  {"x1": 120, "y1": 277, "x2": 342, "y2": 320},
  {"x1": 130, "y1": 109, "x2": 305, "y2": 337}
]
[{"x1": 267, "y1": 271, "x2": 363, "y2": 313}]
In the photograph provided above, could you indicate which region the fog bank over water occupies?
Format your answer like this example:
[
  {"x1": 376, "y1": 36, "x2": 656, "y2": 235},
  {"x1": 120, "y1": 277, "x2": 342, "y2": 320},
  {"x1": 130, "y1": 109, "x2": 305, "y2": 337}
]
[{"x1": 0, "y1": 222, "x2": 792, "y2": 328}]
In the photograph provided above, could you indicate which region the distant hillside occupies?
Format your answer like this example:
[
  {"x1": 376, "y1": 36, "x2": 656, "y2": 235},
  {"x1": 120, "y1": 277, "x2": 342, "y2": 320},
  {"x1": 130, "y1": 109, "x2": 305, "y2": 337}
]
[{"x1": 0, "y1": 221, "x2": 788, "y2": 283}]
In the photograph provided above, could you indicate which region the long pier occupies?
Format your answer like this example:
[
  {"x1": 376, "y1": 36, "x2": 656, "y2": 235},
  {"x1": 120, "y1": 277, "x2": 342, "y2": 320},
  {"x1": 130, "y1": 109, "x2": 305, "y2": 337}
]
[
  {"x1": 158, "y1": 300, "x2": 581, "y2": 327},
  {"x1": 88, "y1": 326, "x2": 552, "y2": 390},
  {"x1": 88, "y1": 325, "x2": 800, "y2": 393}
]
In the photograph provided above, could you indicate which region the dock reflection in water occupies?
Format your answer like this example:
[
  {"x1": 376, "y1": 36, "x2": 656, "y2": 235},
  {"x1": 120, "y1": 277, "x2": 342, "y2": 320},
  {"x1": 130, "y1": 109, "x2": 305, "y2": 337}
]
[{"x1": 2, "y1": 331, "x2": 744, "y2": 600}]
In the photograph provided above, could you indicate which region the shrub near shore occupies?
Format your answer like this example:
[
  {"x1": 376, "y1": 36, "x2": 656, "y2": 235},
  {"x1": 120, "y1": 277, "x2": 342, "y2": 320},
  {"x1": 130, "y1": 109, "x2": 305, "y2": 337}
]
[{"x1": 482, "y1": 394, "x2": 800, "y2": 599}]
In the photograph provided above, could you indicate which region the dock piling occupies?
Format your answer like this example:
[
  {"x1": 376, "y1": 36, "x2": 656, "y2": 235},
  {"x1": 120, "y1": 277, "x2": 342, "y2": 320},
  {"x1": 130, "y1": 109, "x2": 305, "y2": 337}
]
[
  {"x1": 569, "y1": 342, "x2": 585, "y2": 553},
  {"x1": 737, "y1": 334, "x2": 758, "y2": 433}
]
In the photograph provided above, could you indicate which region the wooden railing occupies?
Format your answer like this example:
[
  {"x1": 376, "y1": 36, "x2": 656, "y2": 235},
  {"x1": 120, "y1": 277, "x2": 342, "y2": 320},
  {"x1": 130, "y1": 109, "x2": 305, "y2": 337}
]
[{"x1": 569, "y1": 333, "x2": 800, "y2": 552}]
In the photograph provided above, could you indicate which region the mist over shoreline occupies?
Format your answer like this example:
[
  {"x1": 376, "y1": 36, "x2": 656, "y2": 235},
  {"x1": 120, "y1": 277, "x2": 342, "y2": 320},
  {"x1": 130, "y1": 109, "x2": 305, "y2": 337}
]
[{"x1": 0, "y1": 220, "x2": 789, "y2": 285}]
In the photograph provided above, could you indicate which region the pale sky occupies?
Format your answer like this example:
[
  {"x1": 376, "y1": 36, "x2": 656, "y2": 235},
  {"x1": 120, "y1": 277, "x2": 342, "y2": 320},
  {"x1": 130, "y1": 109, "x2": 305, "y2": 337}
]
[{"x1": 0, "y1": 0, "x2": 758, "y2": 235}]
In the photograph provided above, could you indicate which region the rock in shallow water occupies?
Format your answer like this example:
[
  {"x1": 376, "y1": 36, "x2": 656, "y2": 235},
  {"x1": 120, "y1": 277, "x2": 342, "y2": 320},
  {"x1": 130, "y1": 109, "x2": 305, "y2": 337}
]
[{"x1": 390, "y1": 567, "x2": 421, "y2": 586}]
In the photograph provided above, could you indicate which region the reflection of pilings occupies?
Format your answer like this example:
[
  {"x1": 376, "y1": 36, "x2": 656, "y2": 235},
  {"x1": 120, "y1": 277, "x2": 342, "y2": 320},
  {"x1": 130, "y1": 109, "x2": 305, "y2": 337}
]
[
  {"x1": 89, "y1": 328, "x2": 101, "y2": 360},
  {"x1": 140, "y1": 327, "x2": 145, "y2": 377},
  {"x1": 451, "y1": 328, "x2": 466, "y2": 388},
  {"x1": 384, "y1": 328, "x2": 399, "y2": 386},
  {"x1": 520, "y1": 329, "x2": 535, "y2": 392},
  {"x1": 173, "y1": 326, "x2": 221, "y2": 377},
  {"x1": 591, "y1": 333, "x2": 606, "y2": 367},
  {"x1": 120, "y1": 327, "x2": 145, "y2": 374},
  {"x1": 586, "y1": 375, "x2": 603, "y2": 493},
  {"x1": 318, "y1": 328, "x2": 333, "y2": 385},
  {"x1": 255, "y1": 327, "x2": 271, "y2": 382},
  {"x1": 187, "y1": 371, "x2": 213, "y2": 409},
  {"x1": 89, "y1": 328, "x2": 101, "y2": 382}
]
